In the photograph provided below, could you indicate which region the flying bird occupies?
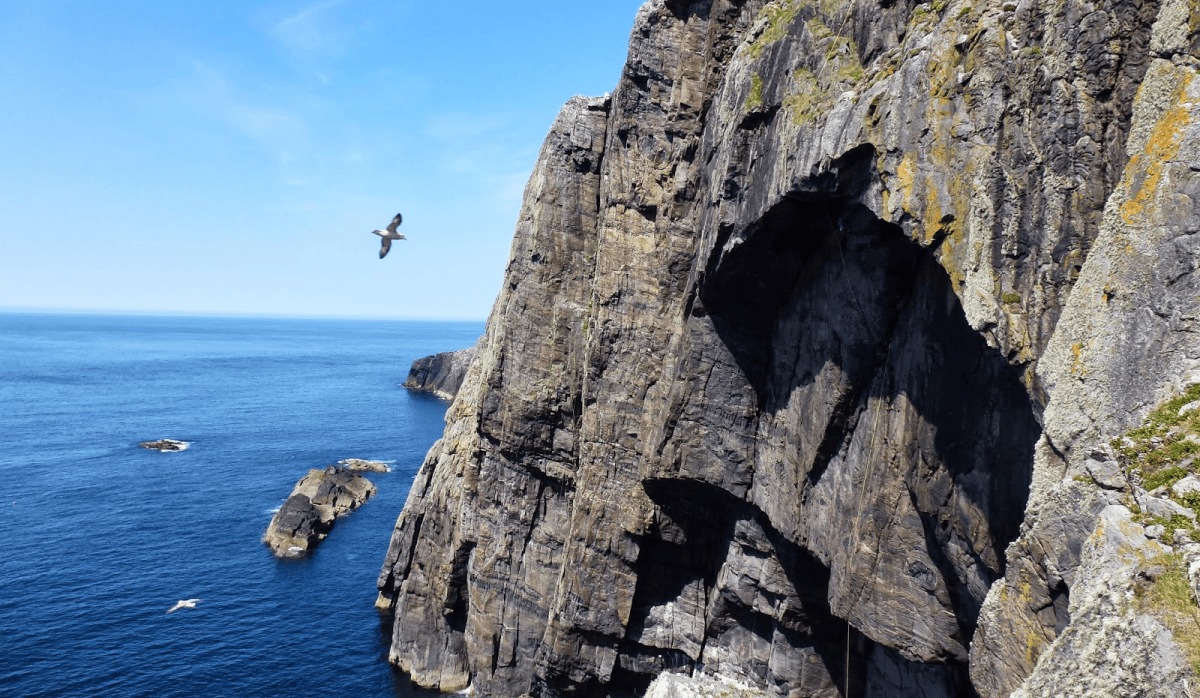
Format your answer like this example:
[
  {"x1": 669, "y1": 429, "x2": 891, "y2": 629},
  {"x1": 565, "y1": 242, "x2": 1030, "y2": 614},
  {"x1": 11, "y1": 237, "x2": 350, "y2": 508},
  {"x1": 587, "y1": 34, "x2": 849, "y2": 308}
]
[
  {"x1": 371, "y1": 213, "x2": 406, "y2": 259},
  {"x1": 167, "y1": 599, "x2": 200, "y2": 613}
]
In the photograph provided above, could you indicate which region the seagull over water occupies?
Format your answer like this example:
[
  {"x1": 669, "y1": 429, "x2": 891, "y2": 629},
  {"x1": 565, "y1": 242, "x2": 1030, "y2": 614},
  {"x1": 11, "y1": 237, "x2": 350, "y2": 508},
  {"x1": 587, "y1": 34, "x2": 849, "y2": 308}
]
[
  {"x1": 371, "y1": 213, "x2": 405, "y2": 259},
  {"x1": 167, "y1": 599, "x2": 200, "y2": 613}
]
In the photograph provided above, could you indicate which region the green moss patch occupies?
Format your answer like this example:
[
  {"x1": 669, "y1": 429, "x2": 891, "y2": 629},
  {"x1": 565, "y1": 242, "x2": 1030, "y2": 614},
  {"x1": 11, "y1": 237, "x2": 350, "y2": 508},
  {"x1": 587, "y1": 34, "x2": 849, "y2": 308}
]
[
  {"x1": 782, "y1": 68, "x2": 826, "y2": 125},
  {"x1": 745, "y1": 74, "x2": 764, "y2": 111},
  {"x1": 746, "y1": 0, "x2": 806, "y2": 59}
]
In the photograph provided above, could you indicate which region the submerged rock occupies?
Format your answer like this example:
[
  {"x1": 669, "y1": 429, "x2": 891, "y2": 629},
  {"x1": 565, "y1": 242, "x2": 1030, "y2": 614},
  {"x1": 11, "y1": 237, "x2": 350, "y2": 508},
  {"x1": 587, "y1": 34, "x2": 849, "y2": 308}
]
[
  {"x1": 403, "y1": 339, "x2": 480, "y2": 401},
  {"x1": 263, "y1": 466, "x2": 376, "y2": 558},
  {"x1": 139, "y1": 439, "x2": 188, "y2": 452}
]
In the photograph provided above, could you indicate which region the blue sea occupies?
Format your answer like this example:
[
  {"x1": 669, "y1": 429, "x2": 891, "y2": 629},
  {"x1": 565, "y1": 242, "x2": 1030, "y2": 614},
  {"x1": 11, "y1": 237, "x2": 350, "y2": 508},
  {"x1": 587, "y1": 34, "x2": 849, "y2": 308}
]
[{"x1": 0, "y1": 313, "x2": 483, "y2": 697}]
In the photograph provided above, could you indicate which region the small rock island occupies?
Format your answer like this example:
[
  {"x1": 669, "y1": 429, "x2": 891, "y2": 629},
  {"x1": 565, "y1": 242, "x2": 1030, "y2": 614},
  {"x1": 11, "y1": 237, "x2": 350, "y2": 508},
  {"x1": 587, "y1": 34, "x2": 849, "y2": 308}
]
[
  {"x1": 262, "y1": 465, "x2": 376, "y2": 558},
  {"x1": 139, "y1": 439, "x2": 189, "y2": 452}
]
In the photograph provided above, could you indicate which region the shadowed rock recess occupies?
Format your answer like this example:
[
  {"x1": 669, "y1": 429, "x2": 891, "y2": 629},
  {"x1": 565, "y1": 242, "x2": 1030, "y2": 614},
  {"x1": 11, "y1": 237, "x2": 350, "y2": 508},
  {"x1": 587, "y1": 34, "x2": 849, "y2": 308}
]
[{"x1": 379, "y1": 1, "x2": 1200, "y2": 697}]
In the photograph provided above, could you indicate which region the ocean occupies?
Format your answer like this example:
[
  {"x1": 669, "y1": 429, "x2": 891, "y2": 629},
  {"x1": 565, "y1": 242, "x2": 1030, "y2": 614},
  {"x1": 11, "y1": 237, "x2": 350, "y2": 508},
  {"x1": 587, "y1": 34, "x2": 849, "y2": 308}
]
[{"x1": 0, "y1": 313, "x2": 483, "y2": 697}]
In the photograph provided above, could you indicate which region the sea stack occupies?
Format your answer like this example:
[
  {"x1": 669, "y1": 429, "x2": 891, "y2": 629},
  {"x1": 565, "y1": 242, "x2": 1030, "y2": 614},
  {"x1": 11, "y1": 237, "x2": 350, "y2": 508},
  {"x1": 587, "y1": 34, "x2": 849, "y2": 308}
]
[{"x1": 263, "y1": 466, "x2": 376, "y2": 558}]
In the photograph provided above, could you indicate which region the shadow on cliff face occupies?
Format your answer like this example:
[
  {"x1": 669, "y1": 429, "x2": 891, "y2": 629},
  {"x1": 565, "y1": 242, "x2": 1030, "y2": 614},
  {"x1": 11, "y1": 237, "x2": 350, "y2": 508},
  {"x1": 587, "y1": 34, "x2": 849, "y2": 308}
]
[
  {"x1": 649, "y1": 163, "x2": 1040, "y2": 695},
  {"x1": 702, "y1": 184, "x2": 1038, "y2": 559}
]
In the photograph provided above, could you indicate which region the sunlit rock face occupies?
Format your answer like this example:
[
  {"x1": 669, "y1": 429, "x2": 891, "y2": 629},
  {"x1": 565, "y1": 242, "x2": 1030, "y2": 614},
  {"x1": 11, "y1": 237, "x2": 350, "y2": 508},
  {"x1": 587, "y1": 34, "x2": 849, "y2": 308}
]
[{"x1": 377, "y1": 1, "x2": 1200, "y2": 697}]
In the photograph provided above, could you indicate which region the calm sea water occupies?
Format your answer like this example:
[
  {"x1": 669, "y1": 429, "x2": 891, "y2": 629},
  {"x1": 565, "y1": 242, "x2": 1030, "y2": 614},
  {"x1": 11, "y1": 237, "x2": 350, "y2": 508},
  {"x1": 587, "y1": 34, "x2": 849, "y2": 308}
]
[{"x1": 0, "y1": 313, "x2": 482, "y2": 698}]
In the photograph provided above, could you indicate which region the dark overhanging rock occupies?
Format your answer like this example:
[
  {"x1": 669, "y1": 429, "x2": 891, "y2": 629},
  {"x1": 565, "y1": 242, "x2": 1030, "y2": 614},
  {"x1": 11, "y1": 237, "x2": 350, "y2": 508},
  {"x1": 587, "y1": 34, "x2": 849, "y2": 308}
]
[{"x1": 633, "y1": 179, "x2": 1038, "y2": 695}]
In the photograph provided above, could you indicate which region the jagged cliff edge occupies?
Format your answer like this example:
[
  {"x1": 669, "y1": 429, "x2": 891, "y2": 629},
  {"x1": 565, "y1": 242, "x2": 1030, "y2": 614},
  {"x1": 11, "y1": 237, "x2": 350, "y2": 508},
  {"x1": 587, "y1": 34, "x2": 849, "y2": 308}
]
[{"x1": 377, "y1": 1, "x2": 1200, "y2": 696}]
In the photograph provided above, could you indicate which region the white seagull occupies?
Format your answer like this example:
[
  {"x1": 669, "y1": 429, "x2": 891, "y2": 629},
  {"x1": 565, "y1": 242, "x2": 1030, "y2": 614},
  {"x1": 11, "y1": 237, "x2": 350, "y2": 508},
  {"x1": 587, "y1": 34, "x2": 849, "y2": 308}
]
[
  {"x1": 167, "y1": 598, "x2": 200, "y2": 613},
  {"x1": 371, "y1": 213, "x2": 406, "y2": 259}
]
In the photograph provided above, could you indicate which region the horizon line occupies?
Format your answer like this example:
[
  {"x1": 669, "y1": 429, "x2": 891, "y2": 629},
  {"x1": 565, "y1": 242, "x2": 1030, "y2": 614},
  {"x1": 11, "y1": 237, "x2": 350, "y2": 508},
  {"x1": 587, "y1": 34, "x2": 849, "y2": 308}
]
[{"x1": 0, "y1": 306, "x2": 488, "y2": 323}]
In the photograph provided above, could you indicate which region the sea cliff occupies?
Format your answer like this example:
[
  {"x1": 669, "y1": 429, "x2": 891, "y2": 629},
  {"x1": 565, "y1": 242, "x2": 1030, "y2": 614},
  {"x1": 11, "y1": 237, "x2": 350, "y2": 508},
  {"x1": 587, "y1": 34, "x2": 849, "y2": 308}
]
[{"x1": 378, "y1": 1, "x2": 1200, "y2": 696}]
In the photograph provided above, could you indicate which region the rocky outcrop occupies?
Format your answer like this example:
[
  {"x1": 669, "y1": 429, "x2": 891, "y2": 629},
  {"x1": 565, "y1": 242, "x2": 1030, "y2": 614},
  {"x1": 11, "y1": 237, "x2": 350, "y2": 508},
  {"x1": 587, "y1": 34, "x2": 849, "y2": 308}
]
[
  {"x1": 403, "y1": 340, "x2": 481, "y2": 400},
  {"x1": 139, "y1": 439, "x2": 188, "y2": 452},
  {"x1": 377, "y1": 2, "x2": 1200, "y2": 697},
  {"x1": 264, "y1": 466, "x2": 376, "y2": 558}
]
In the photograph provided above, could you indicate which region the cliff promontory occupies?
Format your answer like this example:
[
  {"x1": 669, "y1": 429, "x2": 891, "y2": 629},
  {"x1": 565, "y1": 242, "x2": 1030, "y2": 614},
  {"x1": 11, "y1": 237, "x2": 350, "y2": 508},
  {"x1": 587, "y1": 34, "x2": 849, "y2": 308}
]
[
  {"x1": 403, "y1": 340, "x2": 481, "y2": 400},
  {"x1": 378, "y1": 2, "x2": 1200, "y2": 697}
]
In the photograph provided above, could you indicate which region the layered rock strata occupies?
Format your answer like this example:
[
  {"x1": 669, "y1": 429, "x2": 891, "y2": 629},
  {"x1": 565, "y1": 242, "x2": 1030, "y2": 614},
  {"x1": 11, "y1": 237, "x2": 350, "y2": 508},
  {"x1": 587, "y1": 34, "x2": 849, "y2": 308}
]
[
  {"x1": 264, "y1": 466, "x2": 376, "y2": 558},
  {"x1": 404, "y1": 340, "x2": 481, "y2": 400},
  {"x1": 378, "y1": 1, "x2": 1200, "y2": 697}
]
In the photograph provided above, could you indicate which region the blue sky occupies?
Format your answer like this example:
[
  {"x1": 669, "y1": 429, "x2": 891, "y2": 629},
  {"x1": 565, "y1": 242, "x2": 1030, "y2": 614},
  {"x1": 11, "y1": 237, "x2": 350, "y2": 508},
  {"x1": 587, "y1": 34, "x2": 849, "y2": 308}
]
[{"x1": 0, "y1": 1, "x2": 645, "y2": 320}]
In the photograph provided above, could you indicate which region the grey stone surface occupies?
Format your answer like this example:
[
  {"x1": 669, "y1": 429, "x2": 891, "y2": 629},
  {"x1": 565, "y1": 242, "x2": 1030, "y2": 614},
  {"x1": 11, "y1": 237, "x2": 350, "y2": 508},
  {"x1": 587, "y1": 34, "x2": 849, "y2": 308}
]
[
  {"x1": 373, "y1": 2, "x2": 1200, "y2": 697},
  {"x1": 1137, "y1": 489, "x2": 1198, "y2": 522},
  {"x1": 1005, "y1": 506, "x2": 1189, "y2": 698},
  {"x1": 1085, "y1": 458, "x2": 1128, "y2": 490}
]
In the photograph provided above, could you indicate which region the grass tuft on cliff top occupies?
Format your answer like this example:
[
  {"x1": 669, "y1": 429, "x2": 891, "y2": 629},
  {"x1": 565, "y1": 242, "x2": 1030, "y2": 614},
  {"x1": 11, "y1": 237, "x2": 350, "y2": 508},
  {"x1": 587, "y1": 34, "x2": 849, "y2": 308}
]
[
  {"x1": 1136, "y1": 553, "x2": 1200, "y2": 674},
  {"x1": 1115, "y1": 383, "x2": 1200, "y2": 486}
]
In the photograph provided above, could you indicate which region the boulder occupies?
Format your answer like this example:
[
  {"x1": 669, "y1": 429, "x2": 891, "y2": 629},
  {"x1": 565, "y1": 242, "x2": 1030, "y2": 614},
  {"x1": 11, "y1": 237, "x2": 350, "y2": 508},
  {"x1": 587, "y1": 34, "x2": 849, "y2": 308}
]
[{"x1": 1085, "y1": 458, "x2": 1128, "y2": 490}]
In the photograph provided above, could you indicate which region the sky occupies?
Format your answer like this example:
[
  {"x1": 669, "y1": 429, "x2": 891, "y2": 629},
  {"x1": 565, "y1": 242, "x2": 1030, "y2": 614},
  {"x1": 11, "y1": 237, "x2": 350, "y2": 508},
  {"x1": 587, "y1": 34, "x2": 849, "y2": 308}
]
[{"x1": 0, "y1": 1, "x2": 647, "y2": 320}]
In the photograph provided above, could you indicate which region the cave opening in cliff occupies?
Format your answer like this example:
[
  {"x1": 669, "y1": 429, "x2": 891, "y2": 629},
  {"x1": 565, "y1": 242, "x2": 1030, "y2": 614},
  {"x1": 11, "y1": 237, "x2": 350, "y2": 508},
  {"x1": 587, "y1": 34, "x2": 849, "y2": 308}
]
[{"x1": 668, "y1": 179, "x2": 1042, "y2": 696}]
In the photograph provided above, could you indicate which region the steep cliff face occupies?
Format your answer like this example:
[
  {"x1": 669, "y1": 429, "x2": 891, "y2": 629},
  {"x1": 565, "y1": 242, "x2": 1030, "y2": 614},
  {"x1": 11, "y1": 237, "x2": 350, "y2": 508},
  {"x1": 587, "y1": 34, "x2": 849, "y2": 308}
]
[{"x1": 377, "y1": 1, "x2": 1200, "y2": 697}]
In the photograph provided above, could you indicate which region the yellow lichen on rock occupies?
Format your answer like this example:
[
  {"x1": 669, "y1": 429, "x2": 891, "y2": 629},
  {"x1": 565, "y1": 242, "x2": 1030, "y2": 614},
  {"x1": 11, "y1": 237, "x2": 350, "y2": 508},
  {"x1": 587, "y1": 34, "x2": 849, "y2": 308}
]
[{"x1": 1121, "y1": 68, "x2": 1195, "y2": 225}]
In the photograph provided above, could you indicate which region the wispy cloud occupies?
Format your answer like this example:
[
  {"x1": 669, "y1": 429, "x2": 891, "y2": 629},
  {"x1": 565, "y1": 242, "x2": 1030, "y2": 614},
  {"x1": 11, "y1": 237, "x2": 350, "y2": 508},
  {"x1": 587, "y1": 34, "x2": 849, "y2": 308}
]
[
  {"x1": 422, "y1": 111, "x2": 520, "y2": 142},
  {"x1": 178, "y1": 61, "x2": 311, "y2": 163},
  {"x1": 271, "y1": 0, "x2": 350, "y2": 53},
  {"x1": 422, "y1": 111, "x2": 540, "y2": 211}
]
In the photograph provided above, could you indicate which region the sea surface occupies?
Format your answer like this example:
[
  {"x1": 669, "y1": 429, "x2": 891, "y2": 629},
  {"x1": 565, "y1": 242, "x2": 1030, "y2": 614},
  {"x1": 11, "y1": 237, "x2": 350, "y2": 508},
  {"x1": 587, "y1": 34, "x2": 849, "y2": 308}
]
[{"x1": 0, "y1": 312, "x2": 483, "y2": 697}]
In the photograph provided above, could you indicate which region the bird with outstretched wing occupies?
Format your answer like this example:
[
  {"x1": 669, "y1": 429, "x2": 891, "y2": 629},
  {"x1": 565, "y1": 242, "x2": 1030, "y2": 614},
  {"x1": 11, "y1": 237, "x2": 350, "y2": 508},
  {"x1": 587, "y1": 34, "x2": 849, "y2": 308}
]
[{"x1": 371, "y1": 213, "x2": 405, "y2": 258}]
